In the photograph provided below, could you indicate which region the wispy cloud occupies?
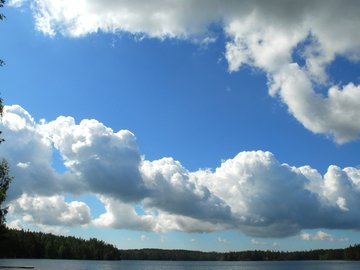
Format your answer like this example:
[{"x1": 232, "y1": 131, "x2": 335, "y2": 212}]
[
  {"x1": 217, "y1": 237, "x2": 229, "y2": 244},
  {"x1": 251, "y1": 239, "x2": 268, "y2": 246},
  {"x1": 251, "y1": 239, "x2": 279, "y2": 248}
]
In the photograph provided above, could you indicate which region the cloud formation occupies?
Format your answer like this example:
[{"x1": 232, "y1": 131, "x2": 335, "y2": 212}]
[
  {"x1": 0, "y1": 105, "x2": 63, "y2": 200},
  {"x1": 9, "y1": 0, "x2": 360, "y2": 143},
  {"x1": 40, "y1": 115, "x2": 147, "y2": 201},
  {"x1": 9, "y1": 194, "x2": 91, "y2": 227},
  {"x1": 300, "y1": 231, "x2": 349, "y2": 242},
  {"x1": 1, "y1": 105, "x2": 360, "y2": 237}
]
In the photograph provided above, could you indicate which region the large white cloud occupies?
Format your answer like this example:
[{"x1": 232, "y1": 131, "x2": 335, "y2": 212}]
[
  {"x1": 8, "y1": 194, "x2": 92, "y2": 227},
  {"x1": 92, "y1": 196, "x2": 155, "y2": 231},
  {"x1": 1, "y1": 105, "x2": 360, "y2": 237},
  {"x1": 223, "y1": 1, "x2": 360, "y2": 143},
  {"x1": 10, "y1": 0, "x2": 360, "y2": 143},
  {"x1": 269, "y1": 65, "x2": 360, "y2": 143},
  {"x1": 141, "y1": 158, "x2": 233, "y2": 224},
  {"x1": 40, "y1": 115, "x2": 147, "y2": 201},
  {"x1": 202, "y1": 151, "x2": 360, "y2": 237},
  {"x1": 0, "y1": 105, "x2": 63, "y2": 200}
]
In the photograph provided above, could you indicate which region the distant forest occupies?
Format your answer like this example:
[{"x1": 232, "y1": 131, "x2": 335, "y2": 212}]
[
  {"x1": 0, "y1": 228, "x2": 360, "y2": 261},
  {"x1": 0, "y1": 228, "x2": 121, "y2": 260}
]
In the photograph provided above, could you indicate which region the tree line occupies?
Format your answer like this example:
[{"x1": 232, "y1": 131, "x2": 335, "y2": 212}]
[
  {"x1": 0, "y1": 228, "x2": 122, "y2": 260},
  {"x1": 121, "y1": 245, "x2": 360, "y2": 261},
  {"x1": 0, "y1": 0, "x2": 14, "y2": 238},
  {"x1": 0, "y1": 227, "x2": 360, "y2": 261}
]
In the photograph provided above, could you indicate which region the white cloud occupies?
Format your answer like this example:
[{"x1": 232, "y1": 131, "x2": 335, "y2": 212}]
[
  {"x1": 11, "y1": 0, "x2": 360, "y2": 143},
  {"x1": 223, "y1": 1, "x2": 360, "y2": 143},
  {"x1": 269, "y1": 66, "x2": 360, "y2": 143},
  {"x1": 251, "y1": 239, "x2": 267, "y2": 246},
  {"x1": 141, "y1": 158, "x2": 233, "y2": 224},
  {"x1": 16, "y1": 162, "x2": 30, "y2": 169},
  {"x1": 15, "y1": 0, "x2": 222, "y2": 39},
  {"x1": 2, "y1": 105, "x2": 360, "y2": 236},
  {"x1": 4, "y1": 0, "x2": 360, "y2": 237},
  {"x1": 301, "y1": 230, "x2": 349, "y2": 243},
  {"x1": 201, "y1": 151, "x2": 325, "y2": 237},
  {"x1": 217, "y1": 237, "x2": 229, "y2": 244},
  {"x1": 93, "y1": 197, "x2": 230, "y2": 233},
  {"x1": 140, "y1": 234, "x2": 149, "y2": 241},
  {"x1": 8, "y1": 194, "x2": 92, "y2": 227},
  {"x1": 40, "y1": 115, "x2": 147, "y2": 201},
  {"x1": 300, "y1": 232, "x2": 311, "y2": 241},
  {"x1": 1, "y1": 105, "x2": 64, "y2": 200},
  {"x1": 7, "y1": 219, "x2": 24, "y2": 230},
  {"x1": 301, "y1": 231, "x2": 335, "y2": 242},
  {"x1": 8, "y1": 0, "x2": 24, "y2": 8},
  {"x1": 92, "y1": 196, "x2": 155, "y2": 231}
]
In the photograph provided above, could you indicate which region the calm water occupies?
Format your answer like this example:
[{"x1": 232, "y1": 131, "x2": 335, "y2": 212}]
[{"x1": 0, "y1": 259, "x2": 359, "y2": 270}]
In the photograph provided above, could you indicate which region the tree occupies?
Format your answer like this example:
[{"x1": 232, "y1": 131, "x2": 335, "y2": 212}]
[
  {"x1": 0, "y1": 159, "x2": 12, "y2": 226},
  {"x1": 0, "y1": 98, "x2": 12, "y2": 228},
  {"x1": 0, "y1": 1, "x2": 5, "y2": 67},
  {"x1": 0, "y1": 1, "x2": 5, "y2": 21},
  {"x1": 0, "y1": 1, "x2": 12, "y2": 229}
]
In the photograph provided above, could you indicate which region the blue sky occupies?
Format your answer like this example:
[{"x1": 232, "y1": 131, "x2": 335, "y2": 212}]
[{"x1": 1, "y1": 0, "x2": 360, "y2": 252}]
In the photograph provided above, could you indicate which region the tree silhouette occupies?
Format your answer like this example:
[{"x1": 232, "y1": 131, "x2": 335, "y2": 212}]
[
  {"x1": 0, "y1": 0, "x2": 5, "y2": 67},
  {"x1": 0, "y1": 0, "x2": 13, "y2": 230},
  {"x1": 0, "y1": 1, "x2": 5, "y2": 21},
  {"x1": 0, "y1": 153, "x2": 12, "y2": 227},
  {"x1": 0, "y1": 99, "x2": 13, "y2": 229}
]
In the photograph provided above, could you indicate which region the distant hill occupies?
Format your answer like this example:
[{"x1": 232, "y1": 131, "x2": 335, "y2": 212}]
[{"x1": 0, "y1": 227, "x2": 359, "y2": 261}]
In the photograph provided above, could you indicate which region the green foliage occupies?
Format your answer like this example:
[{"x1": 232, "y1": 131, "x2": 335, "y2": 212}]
[
  {"x1": 0, "y1": 159, "x2": 12, "y2": 226},
  {"x1": 121, "y1": 246, "x2": 360, "y2": 261},
  {"x1": 0, "y1": 228, "x2": 122, "y2": 260},
  {"x1": 0, "y1": 97, "x2": 12, "y2": 229},
  {"x1": 0, "y1": 228, "x2": 360, "y2": 261},
  {"x1": 0, "y1": 0, "x2": 5, "y2": 21},
  {"x1": 121, "y1": 248, "x2": 220, "y2": 261},
  {"x1": 0, "y1": 1, "x2": 5, "y2": 66},
  {"x1": 0, "y1": 3, "x2": 12, "y2": 230}
]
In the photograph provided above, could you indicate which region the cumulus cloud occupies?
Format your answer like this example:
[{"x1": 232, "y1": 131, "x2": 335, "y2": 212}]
[
  {"x1": 269, "y1": 65, "x2": 360, "y2": 143},
  {"x1": 223, "y1": 1, "x2": 360, "y2": 143},
  {"x1": 1, "y1": 105, "x2": 360, "y2": 237},
  {"x1": 11, "y1": 0, "x2": 222, "y2": 38},
  {"x1": 300, "y1": 231, "x2": 349, "y2": 242},
  {"x1": 8, "y1": 194, "x2": 92, "y2": 227},
  {"x1": 10, "y1": 0, "x2": 360, "y2": 143},
  {"x1": 141, "y1": 158, "x2": 232, "y2": 224},
  {"x1": 92, "y1": 196, "x2": 155, "y2": 231},
  {"x1": 40, "y1": 115, "x2": 147, "y2": 201},
  {"x1": 0, "y1": 105, "x2": 63, "y2": 200}
]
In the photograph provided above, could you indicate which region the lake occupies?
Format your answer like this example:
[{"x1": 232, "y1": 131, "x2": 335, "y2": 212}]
[{"x1": 0, "y1": 259, "x2": 359, "y2": 270}]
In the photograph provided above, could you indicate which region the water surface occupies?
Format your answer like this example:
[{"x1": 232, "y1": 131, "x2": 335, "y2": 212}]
[{"x1": 0, "y1": 259, "x2": 359, "y2": 270}]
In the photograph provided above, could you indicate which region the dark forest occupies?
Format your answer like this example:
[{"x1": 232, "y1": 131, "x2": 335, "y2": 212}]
[{"x1": 0, "y1": 228, "x2": 359, "y2": 261}]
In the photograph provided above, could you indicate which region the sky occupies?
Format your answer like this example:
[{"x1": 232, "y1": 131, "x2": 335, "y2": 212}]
[{"x1": 1, "y1": 0, "x2": 360, "y2": 252}]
